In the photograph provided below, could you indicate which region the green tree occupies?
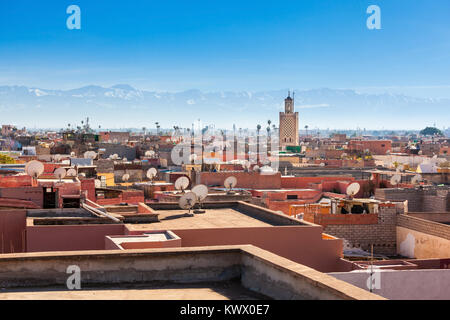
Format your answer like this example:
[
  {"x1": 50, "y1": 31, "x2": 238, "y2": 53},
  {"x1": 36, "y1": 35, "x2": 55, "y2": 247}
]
[{"x1": 420, "y1": 127, "x2": 443, "y2": 136}]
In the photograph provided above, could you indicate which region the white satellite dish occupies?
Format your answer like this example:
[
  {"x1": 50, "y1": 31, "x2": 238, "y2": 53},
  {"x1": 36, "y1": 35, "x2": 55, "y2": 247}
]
[
  {"x1": 319, "y1": 162, "x2": 326, "y2": 167},
  {"x1": 70, "y1": 152, "x2": 76, "y2": 157},
  {"x1": 66, "y1": 168, "x2": 77, "y2": 177},
  {"x1": 146, "y1": 168, "x2": 158, "y2": 181},
  {"x1": 346, "y1": 182, "x2": 361, "y2": 198},
  {"x1": 192, "y1": 184, "x2": 208, "y2": 214},
  {"x1": 411, "y1": 174, "x2": 423, "y2": 185},
  {"x1": 25, "y1": 160, "x2": 44, "y2": 179},
  {"x1": 54, "y1": 168, "x2": 67, "y2": 181},
  {"x1": 84, "y1": 151, "x2": 97, "y2": 159},
  {"x1": 253, "y1": 165, "x2": 260, "y2": 172},
  {"x1": 242, "y1": 160, "x2": 250, "y2": 171},
  {"x1": 175, "y1": 176, "x2": 190, "y2": 192},
  {"x1": 123, "y1": 157, "x2": 128, "y2": 162},
  {"x1": 189, "y1": 153, "x2": 198, "y2": 162},
  {"x1": 145, "y1": 150, "x2": 155, "y2": 157},
  {"x1": 94, "y1": 179, "x2": 102, "y2": 188},
  {"x1": 224, "y1": 176, "x2": 237, "y2": 193},
  {"x1": 390, "y1": 174, "x2": 401, "y2": 186},
  {"x1": 260, "y1": 166, "x2": 274, "y2": 175},
  {"x1": 122, "y1": 174, "x2": 130, "y2": 182},
  {"x1": 178, "y1": 192, "x2": 197, "y2": 216}
]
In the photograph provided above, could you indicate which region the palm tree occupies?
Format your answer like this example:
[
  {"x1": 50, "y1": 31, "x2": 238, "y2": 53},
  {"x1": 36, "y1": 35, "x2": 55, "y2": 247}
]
[{"x1": 305, "y1": 125, "x2": 309, "y2": 138}]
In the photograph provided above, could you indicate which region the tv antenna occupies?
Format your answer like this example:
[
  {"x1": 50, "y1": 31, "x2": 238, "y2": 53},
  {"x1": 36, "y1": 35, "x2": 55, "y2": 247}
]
[
  {"x1": 146, "y1": 168, "x2": 158, "y2": 184},
  {"x1": 192, "y1": 184, "x2": 208, "y2": 214},
  {"x1": 66, "y1": 168, "x2": 77, "y2": 177},
  {"x1": 242, "y1": 160, "x2": 250, "y2": 172},
  {"x1": 178, "y1": 192, "x2": 197, "y2": 216},
  {"x1": 260, "y1": 165, "x2": 274, "y2": 175},
  {"x1": 411, "y1": 174, "x2": 423, "y2": 185},
  {"x1": 346, "y1": 182, "x2": 361, "y2": 198},
  {"x1": 54, "y1": 168, "x2": 67, "y2": 182},
  {"x1": 84, "y1": 151, "x2": 97, "y2": 160},
  {"x1": 224, "y1": 176, "x2": 237, "y2": 194},
  {"x1": 145, "y1": 150, "x2": 156, "y2": 158},
  {"x1": 25, "y1": 160, "x2": 45, "y2": 180},
  {"x1": 175, "y1": 176, "x2": 190, "y2": 193},
  {"x1": 390, "y1": 174, "x2": 401, "y2": 187}
]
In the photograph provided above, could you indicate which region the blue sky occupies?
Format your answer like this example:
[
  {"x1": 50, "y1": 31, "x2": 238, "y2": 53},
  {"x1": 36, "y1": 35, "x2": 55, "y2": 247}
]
[{"x1": 1, "y1": 0, "x2": 450, "y2": 97}]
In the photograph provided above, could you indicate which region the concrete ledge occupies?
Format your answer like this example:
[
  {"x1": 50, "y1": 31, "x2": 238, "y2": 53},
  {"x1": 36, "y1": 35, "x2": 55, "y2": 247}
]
[{"x1": 0, "y1": 245, "x2": 384, "y2": 300}]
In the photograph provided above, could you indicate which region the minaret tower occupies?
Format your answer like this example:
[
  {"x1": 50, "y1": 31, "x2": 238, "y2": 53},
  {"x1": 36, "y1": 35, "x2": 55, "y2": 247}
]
[{"x1": 279, "y1": 91, "x2": 299, "y2": 150}]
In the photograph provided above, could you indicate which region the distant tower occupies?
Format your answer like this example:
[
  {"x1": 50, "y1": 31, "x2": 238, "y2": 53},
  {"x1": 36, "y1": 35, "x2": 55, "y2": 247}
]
[{"x1": 279, "y1": 91, "x2": 299, "y2": 150}]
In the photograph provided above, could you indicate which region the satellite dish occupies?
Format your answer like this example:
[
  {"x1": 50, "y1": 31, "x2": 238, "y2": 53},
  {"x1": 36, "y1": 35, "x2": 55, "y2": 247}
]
[
  {"x1": 94, "y1": 179, "x2": 102, "y2": 188},
  {"x1": 145, "y1": 150, "x2": 155, "y2": 157},
  {"x1": 253, "y1": 165, "x2": 260, "y2": 172},
  {"x1": 224, "y1": 176, "x2": 237, "y2": 193},
  {"x1": 25, "y1": 160, "x2": 44, "y2": 179},
  {"x1": 260, "y1": 166, "x2": 274, "y2": 175},
  {"x1": 189, "y1": 153, "x2": 198, "y2": 162},
  {"x1": 175, "y1": 176, "x2": 190, "y2": 192},
  {"x1": 123, "y1": 157, "x2": 128, "y2": 162},
  {"x1": 54, "y1": 168, "x2": 67, "y2": 181},
  {"x1": 70, "y1": 152, "x2": 76, "y2": 157},
  {"x1": 346, "y1": 182, "x2": 361, "y2": 198},
  {"x1": 411, "y1": 174, "x2": 423, "y2": 185},
  {"x1": 122, "y1": 174, "x2": 130, "y2": 182},
  {"x1": 192, "y1": 184, "x2": 208, "y2": 214},
  {"x1": 146, "y1": 168, "x2": 158, "y2": 181},
  {"x1": 178, "y1": 192, "x2": 197, "y2": 216},
  {"x1": 79, "y1": 172, "x2": 86, "y2": 178},
  {"x1": 242, "y1": 160, "x2": 251, "y2": 171},
  {"x1": 84, "y1": 151, "x2": 97, "y2": 159},
  {"x1": 390, "y1": 174, "x2": 401, "y2": 186},
  {"x1": 319, "y1": 162, "x2": 326, "y2": 167},
  {"x1": 66, "y1": 168, "x2": 77, "y2": 177}
]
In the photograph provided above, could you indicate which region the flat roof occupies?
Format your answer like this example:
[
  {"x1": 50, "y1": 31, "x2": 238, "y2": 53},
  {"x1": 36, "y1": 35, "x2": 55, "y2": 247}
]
[
  {"x1": 0, "y1": 281, "x2": 267, "y2": 300},
  {"x1": 127, "y1": 207, "x2": 273, "y2": 231}
]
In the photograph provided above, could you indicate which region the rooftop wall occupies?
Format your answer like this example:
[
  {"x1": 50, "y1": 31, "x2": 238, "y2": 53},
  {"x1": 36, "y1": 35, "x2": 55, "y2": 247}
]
[
  {"x1": 0, "y1": 209, "x2": 26, "y2": 254},
  {"x1": 0, "y1": 245, "x2": 383, "y2": 300},
  {"x1": 397, "y1": 214, "x2": 450, "y2": 259},
  {"x1": 376, "y1": 187, "x2": 450, "y2": 212},
  {"x1": 199, "y1": 172, "x2": 281, "y2": 189},
  {"x1": 26, "y1": 224, "x2": 126, "y2": 252},
  {"x1": 329, "y1": 269, "x2": 450, "y2": 300}
]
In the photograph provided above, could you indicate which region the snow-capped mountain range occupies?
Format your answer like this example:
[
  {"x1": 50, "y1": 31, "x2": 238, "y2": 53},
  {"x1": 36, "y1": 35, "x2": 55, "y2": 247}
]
[{"x1": 0, "y1": 85, "x2": 448, "y2": 129}]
